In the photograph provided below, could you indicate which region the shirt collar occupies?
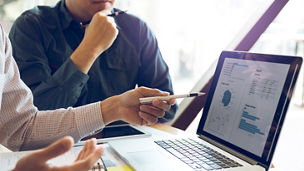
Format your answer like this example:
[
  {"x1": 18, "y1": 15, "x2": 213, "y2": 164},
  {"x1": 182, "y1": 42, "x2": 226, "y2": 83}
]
[{"x1": 59, "y1": 0, "x2": 77, "y2": 30}]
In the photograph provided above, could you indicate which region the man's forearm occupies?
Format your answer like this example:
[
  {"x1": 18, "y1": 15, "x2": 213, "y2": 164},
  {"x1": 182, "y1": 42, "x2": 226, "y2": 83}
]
[
  {"x1": 70, "y1": 44, "x2": 101, "y2": 74},
  {"x1": 70, "y1": 13, "x2": 118, "y2": 74},
  {"x1": 18, "y1": 102, "x2": 104, "y2": 151}
]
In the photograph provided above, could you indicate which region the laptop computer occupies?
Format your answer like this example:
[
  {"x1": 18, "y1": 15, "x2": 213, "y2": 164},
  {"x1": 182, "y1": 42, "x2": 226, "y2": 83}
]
[{"x1": 109, "y1": 51, "x2": 302, "y2": 171}]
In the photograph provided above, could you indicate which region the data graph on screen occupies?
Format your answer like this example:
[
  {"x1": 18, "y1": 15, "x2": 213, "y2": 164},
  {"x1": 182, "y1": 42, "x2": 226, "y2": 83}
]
[
  {"x1": 222, "y1": 90, "x2": 231, "y2": 106},
  {"x1": 204, "y1": 58, "x2": 290, "y2": 156},
  {"x1": 239, "y1": 119, "x2": 264, "y2": 135},
  {"x1": 239, "y1": 105, "x2": 264, "y2": 135}
]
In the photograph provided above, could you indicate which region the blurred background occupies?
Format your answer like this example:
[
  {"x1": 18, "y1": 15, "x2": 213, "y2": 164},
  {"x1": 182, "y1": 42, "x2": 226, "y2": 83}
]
[
  {"x1": 1, "y1": 0, "x2": 303, "y2": 104},
  {"x1": 1, "y1": 0, "x2": 304, "y2": 170}
]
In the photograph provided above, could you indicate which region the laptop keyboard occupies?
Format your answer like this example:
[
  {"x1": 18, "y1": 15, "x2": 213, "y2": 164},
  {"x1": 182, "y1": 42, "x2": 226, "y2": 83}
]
[{"x1": 155, "y1": 138, "x2": 242, "y2": 170}]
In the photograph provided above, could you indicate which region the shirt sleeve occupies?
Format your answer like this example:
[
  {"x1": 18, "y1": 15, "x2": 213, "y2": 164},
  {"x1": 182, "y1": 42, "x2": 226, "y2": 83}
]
[
  {"x1": 0, "y1": 27, "x2": 105, "y2": 151},
  {"x1": 137, "y1": 21, "x2": 178, "y2": 122},
  {"x1": 8, "y1": 12, "x2": 89, "y2": 110}
]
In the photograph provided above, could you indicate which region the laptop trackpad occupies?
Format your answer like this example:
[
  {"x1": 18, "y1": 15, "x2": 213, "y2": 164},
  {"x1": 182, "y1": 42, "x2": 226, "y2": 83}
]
[
  {"x1": 109, "y1": 138, "x2": 190, "y2": 170},
  {"x1": 125, "y1": 150, "x2": 183, "y2": 171}
]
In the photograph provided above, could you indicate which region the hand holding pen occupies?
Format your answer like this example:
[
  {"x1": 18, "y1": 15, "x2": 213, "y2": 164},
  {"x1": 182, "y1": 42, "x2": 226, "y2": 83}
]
[
  {"x1": 71, "y1": 11, "x2": 121, "y2": 74},
  {"x1": 81, "y1": 10, "x2": 126, "y2": 52},
  {"x1": 83, "y1": 11, "x2": 119, "y2": 52}
]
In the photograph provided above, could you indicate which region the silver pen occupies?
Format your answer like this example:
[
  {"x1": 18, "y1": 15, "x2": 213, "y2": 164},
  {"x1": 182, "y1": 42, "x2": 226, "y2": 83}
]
[{"x1": 139, "y1": 92, "x2": 205, "y2": 104}]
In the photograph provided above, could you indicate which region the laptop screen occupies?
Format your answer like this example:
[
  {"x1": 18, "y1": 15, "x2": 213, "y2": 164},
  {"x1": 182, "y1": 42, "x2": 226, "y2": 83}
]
[
  {"x1": 204, "y1": 57, "x2": 289, "y2": 157},
  {"x1": 197, "y1": 51, "x2": 302, "y2": 167}
]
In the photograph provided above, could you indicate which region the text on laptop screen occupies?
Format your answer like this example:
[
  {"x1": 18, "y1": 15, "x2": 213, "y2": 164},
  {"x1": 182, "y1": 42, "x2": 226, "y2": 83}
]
[{"x1": 203, "y1": 58, "x2": 290, "y2": 157}]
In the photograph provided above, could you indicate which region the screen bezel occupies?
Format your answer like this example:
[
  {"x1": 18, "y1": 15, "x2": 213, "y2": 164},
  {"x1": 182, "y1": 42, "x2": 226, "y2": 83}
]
[{"x1": 197, "y1": 51, "x2": 302, "y2": 168}]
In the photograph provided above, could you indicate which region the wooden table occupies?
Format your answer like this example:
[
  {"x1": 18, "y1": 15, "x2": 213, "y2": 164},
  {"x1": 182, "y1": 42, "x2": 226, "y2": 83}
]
[{"x1": 149, "y1": 123, "x2": 186, "y2": 135}]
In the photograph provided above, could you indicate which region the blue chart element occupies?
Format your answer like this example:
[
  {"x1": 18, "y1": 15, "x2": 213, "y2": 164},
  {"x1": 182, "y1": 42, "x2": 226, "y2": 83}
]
[
  {"x1": 231, "y1": 63, "x2": 248, "y2": 71},
  {"x1": 239, "y1": 119, "x2": 264, "y2": 135},
  {"x1": 242, "y1": 111, "x2": 260, "y2": 121},
  {"x1": 222, "y1": 90, "x2": 231, "y2": 106}
]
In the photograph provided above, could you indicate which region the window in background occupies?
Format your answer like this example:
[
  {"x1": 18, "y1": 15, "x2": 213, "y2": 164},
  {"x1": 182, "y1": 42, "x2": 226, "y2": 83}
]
[
  {"x1": 250, "y1": 1, "x2": 304, "y2": 170},
  {"x1": 117, "y1": 0, "x2": 273, "y2": 101},
  {"x1": 251, "y1": 0, "x2": 304, "y2": 106}
]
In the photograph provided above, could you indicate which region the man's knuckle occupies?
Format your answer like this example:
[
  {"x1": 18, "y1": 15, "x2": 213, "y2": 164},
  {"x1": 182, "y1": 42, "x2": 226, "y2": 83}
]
[
  {"x1": 159, "y1": 111, "x2": 165, "y2": 117},
  {"x1": 152, "y1": 118, "x2": 158, "y2": 124}
]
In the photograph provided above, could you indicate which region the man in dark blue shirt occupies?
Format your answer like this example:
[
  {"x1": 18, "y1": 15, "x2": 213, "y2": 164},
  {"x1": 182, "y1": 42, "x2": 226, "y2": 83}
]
[{"x1": 9, "y1": 0, "x2": 177, "y2": 122}]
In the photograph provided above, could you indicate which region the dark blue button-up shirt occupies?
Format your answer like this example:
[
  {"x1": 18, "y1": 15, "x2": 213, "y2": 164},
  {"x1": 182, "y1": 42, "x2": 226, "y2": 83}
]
[{"x1": 9, "y1": 0, "x2": 177, "y2": 122}]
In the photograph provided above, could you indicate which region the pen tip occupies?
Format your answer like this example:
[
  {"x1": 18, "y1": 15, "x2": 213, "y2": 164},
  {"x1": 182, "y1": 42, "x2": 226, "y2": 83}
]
[{"x1": 189, "y1": 92, "x2": 205, "y2": 97}]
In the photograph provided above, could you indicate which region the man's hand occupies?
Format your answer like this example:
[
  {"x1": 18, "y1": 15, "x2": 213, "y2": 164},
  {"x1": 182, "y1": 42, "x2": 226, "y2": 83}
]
[
  {"x1": 119, "y1": 87, "x2": 175, "y2": 125},
  {"x1": 71, "y1": 11, "x2": 118, "y2": 74},
  {"x1": 82, "y1": 12, "x2": 118, "y2": 55},
  {"x1": 12, "y1": 137, "x2": 103, "y2": 171},
  {"x1": 101, "y1": 87, "x2": 175, "y2": 125}
]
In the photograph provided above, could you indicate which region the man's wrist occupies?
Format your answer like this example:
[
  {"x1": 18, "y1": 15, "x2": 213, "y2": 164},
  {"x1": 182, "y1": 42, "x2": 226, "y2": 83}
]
[
  {"x1": 78, "y1": 38, "x2": 106, "y2": 59},
  {"x1": 70, "y1": 43, "x2": 103, "y2": 74},
  {"x1": 100, "y1": 95, "x2": 121, "y2": 125}
]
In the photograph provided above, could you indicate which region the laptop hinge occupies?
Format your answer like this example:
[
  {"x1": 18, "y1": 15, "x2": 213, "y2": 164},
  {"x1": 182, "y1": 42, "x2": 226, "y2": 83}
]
[{"x1": 198, "y1": 135, "x2": 268, "y2": 169}]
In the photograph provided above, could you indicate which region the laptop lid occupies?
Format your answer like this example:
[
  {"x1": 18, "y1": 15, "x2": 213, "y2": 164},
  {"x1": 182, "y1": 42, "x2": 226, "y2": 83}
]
[{"x1": 197, "y1": 51, "x2": 302, "y2": 170}]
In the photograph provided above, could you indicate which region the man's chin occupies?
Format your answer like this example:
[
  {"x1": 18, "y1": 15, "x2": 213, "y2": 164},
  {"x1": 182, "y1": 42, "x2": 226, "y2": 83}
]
[
  {"x1": 91, "y1": 0, "x2": 112, "y2": 3},
  {"x1": 92, "y1": 3, "x2": 113, "y2": 12}
]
